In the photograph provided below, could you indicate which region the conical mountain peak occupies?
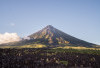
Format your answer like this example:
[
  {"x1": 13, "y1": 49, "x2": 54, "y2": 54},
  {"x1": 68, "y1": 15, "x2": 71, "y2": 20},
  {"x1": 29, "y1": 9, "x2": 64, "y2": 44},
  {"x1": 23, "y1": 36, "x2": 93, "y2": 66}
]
[
  {"x1": 46, "y1": 25, "x2": 53, "y2": 28},
  {"x1": 29, "y1": 25, "x2": 93, "y2": 47},
  {"x1": 0, "y1": 25, "x2": 95, "y2": 48},
  {"x1": 44, "y1": 25, "x2": 55, "y2": 30},
  {"x1": 38, "y1": 25, "x2": 58, "y2": 35}
]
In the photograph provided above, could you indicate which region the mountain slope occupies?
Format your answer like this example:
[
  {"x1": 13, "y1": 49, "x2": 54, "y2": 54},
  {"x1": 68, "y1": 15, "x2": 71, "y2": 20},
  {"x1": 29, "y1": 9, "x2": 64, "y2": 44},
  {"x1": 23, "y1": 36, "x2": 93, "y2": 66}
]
[{"x1": 29, "y1": 25, "x2": 94, "y2": 47}]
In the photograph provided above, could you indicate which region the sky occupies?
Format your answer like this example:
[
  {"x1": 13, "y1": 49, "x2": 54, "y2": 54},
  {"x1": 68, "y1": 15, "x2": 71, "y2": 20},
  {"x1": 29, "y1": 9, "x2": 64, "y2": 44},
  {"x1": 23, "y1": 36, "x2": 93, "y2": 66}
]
[{"x1": 0, "y1": 0, "x2": 100, "y2": 45}]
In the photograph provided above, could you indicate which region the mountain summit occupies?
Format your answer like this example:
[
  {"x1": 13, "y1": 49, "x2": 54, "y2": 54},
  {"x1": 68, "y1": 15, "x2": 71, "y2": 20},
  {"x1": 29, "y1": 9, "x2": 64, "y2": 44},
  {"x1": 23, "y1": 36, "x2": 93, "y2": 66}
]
[{"x1": 29, "y1": 25, "x2": 94, "y2": 47}]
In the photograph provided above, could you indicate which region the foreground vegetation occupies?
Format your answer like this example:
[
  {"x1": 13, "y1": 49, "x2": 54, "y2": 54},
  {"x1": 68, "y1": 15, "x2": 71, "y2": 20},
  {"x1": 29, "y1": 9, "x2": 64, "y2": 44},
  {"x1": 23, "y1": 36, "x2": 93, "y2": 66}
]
[{"x1": 0, "y1": 48, "x2": 100, "y2": 68}]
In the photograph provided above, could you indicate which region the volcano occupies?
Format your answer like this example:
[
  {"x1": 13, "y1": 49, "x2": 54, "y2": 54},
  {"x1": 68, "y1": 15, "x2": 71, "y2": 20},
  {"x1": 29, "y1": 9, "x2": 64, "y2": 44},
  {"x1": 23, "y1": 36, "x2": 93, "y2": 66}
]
[
  {"x1": 0, "y1": 25, "x2": 95, "y2": 48},
  {"x1": 29, "y1": 25, "x2": 94, "y2": 47}
]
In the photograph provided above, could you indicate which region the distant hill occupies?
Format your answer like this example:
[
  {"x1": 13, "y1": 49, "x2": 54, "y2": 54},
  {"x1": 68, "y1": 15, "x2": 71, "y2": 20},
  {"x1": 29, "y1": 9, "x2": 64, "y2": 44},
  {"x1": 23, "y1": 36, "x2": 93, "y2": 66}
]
[{"x1": 0, "y1": 25, "x2": 96, "y2": 48}]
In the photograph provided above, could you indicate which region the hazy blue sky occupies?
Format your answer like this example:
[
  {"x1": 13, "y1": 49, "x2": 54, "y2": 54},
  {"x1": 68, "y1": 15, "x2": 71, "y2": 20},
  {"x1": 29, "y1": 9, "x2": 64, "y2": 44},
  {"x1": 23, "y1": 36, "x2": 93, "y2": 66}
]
[{"x1": 0, "y1": 0, "x2": 100, "y2": 45}]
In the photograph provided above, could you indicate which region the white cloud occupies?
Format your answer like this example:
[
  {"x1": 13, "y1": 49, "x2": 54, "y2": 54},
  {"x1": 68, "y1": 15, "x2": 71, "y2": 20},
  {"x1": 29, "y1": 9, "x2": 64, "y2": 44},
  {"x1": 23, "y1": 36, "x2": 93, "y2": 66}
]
[
  {"x1": 10, "y1": 23, "x2": 15, "y2": 26},
  {"x1": 95, "y1": 42, "x2": 100, "y2": 45},
  {"x1": 23, "y1": 36, "x2": 30, "y2": 40},
  {"x1": 0, "y1": 32, "x2": 21, "y2": 44}
]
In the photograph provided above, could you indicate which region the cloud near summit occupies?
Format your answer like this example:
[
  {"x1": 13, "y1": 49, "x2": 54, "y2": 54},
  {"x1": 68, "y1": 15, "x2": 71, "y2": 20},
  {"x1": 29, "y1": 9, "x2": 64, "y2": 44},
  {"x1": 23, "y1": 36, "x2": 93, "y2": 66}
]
[{"x1": 0, "y1": 32, "x2": 21, "y2": 44}]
